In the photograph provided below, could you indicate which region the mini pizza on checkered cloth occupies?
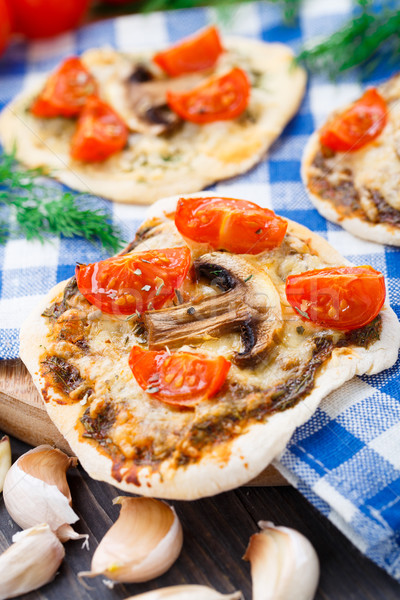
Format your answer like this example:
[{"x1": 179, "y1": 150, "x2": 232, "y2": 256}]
[
  {"x1": 19, "y1": 193, "x2": 400, "y2": 500},
  {"x1": 0, "y1": 26, "x2": 306, "y2": 205},
  {"x1": 302, "y1": 76, "x2": 400, "y2": 246}
]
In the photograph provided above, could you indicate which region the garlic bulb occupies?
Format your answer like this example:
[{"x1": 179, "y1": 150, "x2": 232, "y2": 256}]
[
  {"x1": 79, "y1": 496, "x2": 183, "y2": 582},
  {"x1": 125, "y1": 586, "x2": 243, "y2": 599},
  {"x1": 0, "y1": 523, "x2": 65, "y2": 599},
  {"x1": 243, "y1": 521, "x2": 319, "y2": 600},
  {"x1": 3, "y1": 444, "x2": 86, "y2": 542},
  {"x1": 0, "y1": 435, "x2": 11, "y2": 492}
]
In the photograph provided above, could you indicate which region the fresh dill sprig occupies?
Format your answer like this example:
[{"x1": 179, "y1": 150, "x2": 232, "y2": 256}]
[
  {"x1": 297, "y1": 3, "x2": 400, "y2": 78},
  {"x1": 92, "y1": 0, "x2": 302, "y2": 24},
  {"x1": 0, "y1": 152, "x2": 125, "y2": 254}
]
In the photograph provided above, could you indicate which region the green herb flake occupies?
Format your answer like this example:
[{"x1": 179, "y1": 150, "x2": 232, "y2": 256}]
[
  {"x1": 244, "y1": 274, "x2": 253, "y2": 283},
  {"x1": 295, "y1": 307, "x2": 310, "y2": 320}
]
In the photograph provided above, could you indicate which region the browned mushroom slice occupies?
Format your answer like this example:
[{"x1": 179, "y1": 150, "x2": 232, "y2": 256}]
[
  {"x1": 143, "y1": 252, "x2": 283, "y2": 366},
  {"x1": 124, "y1": 69, "x2": 212, "y2": 135}
]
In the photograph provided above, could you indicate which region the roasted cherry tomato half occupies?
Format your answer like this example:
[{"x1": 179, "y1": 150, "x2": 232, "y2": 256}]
[
  {"x1": 129, "y1": 346, "x2": 231, "y2": 407},
  {"x1": 31, "y1": 57, "x2": 98, "y2": 118},
  {"x1": 319, "y1": 88, "x2": 387, "y2": 153},
  {"x1": 70, "y1": 96, "x2": 128, "y2": 162},
  {"x1": 285, "y1": 265, "x2": 385, "y2": 331},
  {"x1": 76, "y1": 246, "x2": 191, "y2": 315},
  {"x1": 7, "y1": 0, "x2": 91, "y2": 39},
  {"x1": 167, "y1": 67, "x2": 250, "y2": 124},
  {"x1": 153, "y1": 25, "x2": 223, "y2": 77},
  {"x1": 175, "y1": 196, "x2": 287, "y2": 254}
]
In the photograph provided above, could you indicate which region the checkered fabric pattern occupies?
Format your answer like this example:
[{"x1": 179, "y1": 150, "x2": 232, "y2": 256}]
[{"x1": 0, "y1": 0, "x2": 399, "y2": 582}]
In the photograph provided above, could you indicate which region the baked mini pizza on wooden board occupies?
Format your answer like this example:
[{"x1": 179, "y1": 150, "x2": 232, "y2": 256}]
[
  {"x1": 20, "y1": 194, "x2": 400, "y2": 500},
  {"x1": 302, "y1": 79, "x2": 400, "y2": 245},
  {"x1": 0, "y1": 26, "x2": 306, "y2": 205}
]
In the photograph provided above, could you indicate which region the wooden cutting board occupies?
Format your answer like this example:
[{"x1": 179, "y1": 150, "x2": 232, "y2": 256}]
[{"x1": 0, "y1": 358, "x2": 287, "y2": 486}]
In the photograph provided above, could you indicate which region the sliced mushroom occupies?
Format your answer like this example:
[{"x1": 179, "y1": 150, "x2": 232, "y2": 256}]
[
  {"x1": 124, "y1": 69, "x2": 212, "y2": 135},
  {"x1": 143, "y1": 252, "x2": 283, "y2": 366}
]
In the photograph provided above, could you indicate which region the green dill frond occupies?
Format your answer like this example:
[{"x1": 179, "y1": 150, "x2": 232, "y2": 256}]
[
  {"x1": 0, "y1": 151, "x2": 125, "y2": 254},
  {"x1": 297, "y1": 4, "x2": 400, "y2": 78}
]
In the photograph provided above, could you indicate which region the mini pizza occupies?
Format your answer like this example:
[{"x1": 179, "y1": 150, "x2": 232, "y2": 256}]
[
  {"x1": 0, "y1": 26, "x2": 306, "y2": 205},
  {"x1": 20, "y1": 194, "x2": 400, "y2": 500},
  {"x1": 302, "y1": 77, "x2": 400, "y2": 245}
]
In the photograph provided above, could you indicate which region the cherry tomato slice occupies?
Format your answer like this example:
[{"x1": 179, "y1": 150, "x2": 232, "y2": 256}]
[
  {"x1": 285, "y1": 266, "x2": 385, "y2": 331},
  {"x1": 75, "y1": 246, "x2": 191, "y2": 316},
  {"x1": 129, "y1": 346, "x2": 231, "y2": 407},
  {"x1": 153, "y1": 25, "x2": 223, "y2": 77},
  {"x1": 167, "y1": 67, "x2": 250, "y2": 124},
  {"x1": 31, "y1": 57, "x2": 98, "y2": 118},
  {"x1": 70, "y1": 97, "x2": 128, "y2": 162},
  {"x1": 319, "y1": 88, "x2": 387, "y2": 153},
  {"x1": 175, "y1": 196, "x2": 287, "y2": 254}
]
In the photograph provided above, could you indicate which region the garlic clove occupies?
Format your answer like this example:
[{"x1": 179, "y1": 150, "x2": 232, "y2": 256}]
[
  {"x1": 3, "y1": 444, "x2": 86, "y2": 542},
  {"x1": 0, "y1": 435, "x2": 11, "y2": 492},
  {"x1": 243, "y1": 521, "x2": 319, "y2": 600},
  {"x1": 0, "y1": 523, "x2": 65, "y2": 600},
  {"x1": 79, "y1": 496, "x2": 183, "y2": 583},
  {"x1": 124, "y1": 586, "x2": 243, "y2": 600}
]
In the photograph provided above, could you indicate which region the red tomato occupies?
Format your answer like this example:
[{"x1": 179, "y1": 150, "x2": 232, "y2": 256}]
[
  {"x1": 153, "y1": 25, "x2": 223, "y2": 77},
  {"x1": 70, "y1": 96, "x2": 128, "y2": 162},
  {"x1": 75, "y1": 246, "x2": 191, "y2": 315},
  {"x1": 285, "y1": 266, "x2": 385, "y2": 331},
  {"x1": 129, "y1": 346, "x2": 231, "y2": 407},
  {"x1": 167, "y1": 67, "x2": 250, "y2": 124},
  {"x1": 175, "y1": 196, "x2": 287, "y2": 254},
  {"x1": 0, "y1": 0, "x2": 11, "y2": 57},
  {"x1": 319, "y1": 89, "x2": 387, "y2": 152},
  {"x1": 7, "y1": 0, "x2": 91, "y2": 39},
  {"x1": 31, "y1": 57, "x2": 98, "y2": 118}
]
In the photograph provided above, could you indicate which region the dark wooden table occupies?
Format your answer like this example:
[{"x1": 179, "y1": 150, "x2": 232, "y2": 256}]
[{"x1": 1, "y1": 437, "x2": 399, "y2": 600}]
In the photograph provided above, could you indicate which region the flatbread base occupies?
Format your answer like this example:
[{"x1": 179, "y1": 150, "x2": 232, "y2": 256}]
[
  {"x1": 0, "y1": 39, "x2": 306, "y2": 205},
  {"x1": 19, "y1": 194, "x2": 400, "y2": 499}
]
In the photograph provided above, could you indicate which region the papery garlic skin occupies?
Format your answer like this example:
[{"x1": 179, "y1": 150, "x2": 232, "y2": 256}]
[
  {"x1": 0, "y1": 523, "x2": 65, "y2": 599},
  {"x1": 0, "y1": 435, "x2": 11, "y2": 492},
  {"x1": 80, "y1": 497, "x2": 183, "y2": 583},
  {"x1": 3, "y1": 444, "x2": 85, "y2": 542},
  {"x1": 244, "y1": 521, "x2": 319, "y2": 600},
  {"x1": 125, "y1": 585, "x2": 243, "y2": 600}
]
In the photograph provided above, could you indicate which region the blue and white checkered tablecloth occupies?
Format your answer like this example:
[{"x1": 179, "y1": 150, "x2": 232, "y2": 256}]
[{"x1": 0, "y1": 0, "x2": 400, "y2": 583}]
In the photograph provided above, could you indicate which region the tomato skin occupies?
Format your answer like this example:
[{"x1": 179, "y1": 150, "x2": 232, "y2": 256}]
[
  {"x1": 129, "y1": 346, "x2": 231, "y2": 407},
  {"x1": 7, "y1": 0, "x2": 91, "y2": 39},
  {"x1": 319, "y1": 89, "x2": 387, "y2": 152},
  {"x1": 70, "y1": 96, "x2": 128, "y2": 162},
  {"x1": 31, "y1": 57, "x2": 98, "y2": 118},
  {"x1": 167, "y1": 67, "x2": 250, "y2": 124},
  {"x1": 0, "y1": 0, "x2": 11, "y2": 57},
  {"x1": 75, "y1": 246, "x2": 191, "y2": 316},
  {"x1": 285, "y1": 266, "x2": 385, "y2": 331},
  {"x1": 153, "y1": 25, "x2": 223, "y2": 77},
  {"x1": 175, "y1": 196, "x2": 287, "y2": 254}
]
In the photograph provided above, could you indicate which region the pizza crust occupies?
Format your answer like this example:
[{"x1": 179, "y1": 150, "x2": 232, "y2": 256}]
[
  {"x1": 0, "y1": 39, "x2": 306, "y2": 205},
  {"x1": 302, "y1": 132, "x2": 400, "y2": 246},
  {"x1": 19, "y1": 194, "x2": 400, "y2": 500}
]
